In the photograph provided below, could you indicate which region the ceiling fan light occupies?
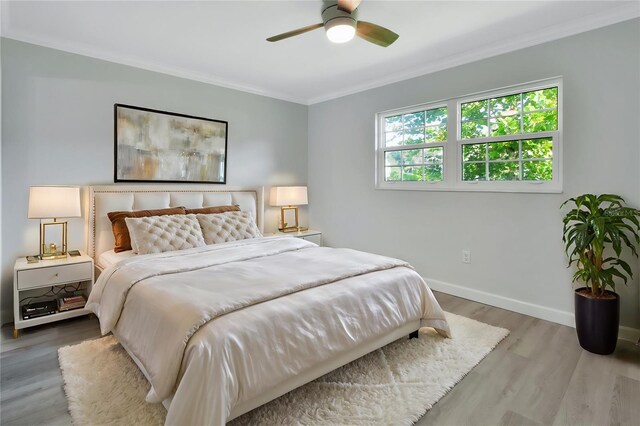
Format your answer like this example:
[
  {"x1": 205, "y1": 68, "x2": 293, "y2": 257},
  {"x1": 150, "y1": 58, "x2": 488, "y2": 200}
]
[{"x1": 325, "y1": 17, "x2": 356, "y2": 43}]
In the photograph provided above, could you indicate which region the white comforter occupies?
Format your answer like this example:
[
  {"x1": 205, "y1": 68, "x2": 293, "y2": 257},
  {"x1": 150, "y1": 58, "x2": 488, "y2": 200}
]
[{"x1": 87, "y1": 236, "x2": 450, "y2": 425}]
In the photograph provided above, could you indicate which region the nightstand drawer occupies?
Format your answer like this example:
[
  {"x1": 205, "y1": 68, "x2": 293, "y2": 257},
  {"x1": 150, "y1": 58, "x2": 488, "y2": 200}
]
[{"x1": 17, "y1": 262, "x2": 92, "y2": 290}]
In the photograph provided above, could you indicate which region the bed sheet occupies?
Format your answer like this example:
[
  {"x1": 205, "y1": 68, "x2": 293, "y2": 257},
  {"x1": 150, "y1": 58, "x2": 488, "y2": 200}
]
[{"x1": 97, "y1": 249, "x2": 135, "y2": 269}]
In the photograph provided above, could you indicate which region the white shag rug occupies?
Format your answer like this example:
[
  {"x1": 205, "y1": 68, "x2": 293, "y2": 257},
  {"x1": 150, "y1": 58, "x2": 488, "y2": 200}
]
[{"x1": 58, "y1": 312, "x2": 508, "y2": 425}]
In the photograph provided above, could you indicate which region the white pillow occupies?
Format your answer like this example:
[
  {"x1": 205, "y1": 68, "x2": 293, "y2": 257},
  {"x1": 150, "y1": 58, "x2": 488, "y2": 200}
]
[
  {"x1": 125, "y1": 214, "x2": 206, "y2": 255},
  {"x1": 196, "y1": 211, "x2": 262, "y2": 245}
]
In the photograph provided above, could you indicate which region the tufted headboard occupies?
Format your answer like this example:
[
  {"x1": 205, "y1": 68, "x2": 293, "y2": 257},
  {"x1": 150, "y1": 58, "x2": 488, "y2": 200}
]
[{"x1": 87, "y1": 185, "x2": 264, "y2": 259}]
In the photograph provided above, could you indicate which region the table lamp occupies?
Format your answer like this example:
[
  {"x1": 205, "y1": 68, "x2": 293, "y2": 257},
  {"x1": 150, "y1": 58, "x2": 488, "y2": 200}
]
[
  {"x1": 270, "y1": 186, "x2": 308, "y2": 232},
  {"x1": 28, "y1": 186, "x2": 81, "y2": 259}
]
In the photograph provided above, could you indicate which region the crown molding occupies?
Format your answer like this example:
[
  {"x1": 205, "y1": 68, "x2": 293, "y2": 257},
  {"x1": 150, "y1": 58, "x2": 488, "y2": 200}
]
[
  {"x1": 2, "y1": 3, "x2": 638, "y2": 106},
  {"x1": 307, "y1": 5, "x2": 640, "y2": 105},
  {"x1": 0, "y1": 30, "x2": 308, "y2": 106}
]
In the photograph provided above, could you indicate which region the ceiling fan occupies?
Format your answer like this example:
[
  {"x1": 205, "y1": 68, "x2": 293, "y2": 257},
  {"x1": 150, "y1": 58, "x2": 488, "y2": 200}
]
[{"x1": 266, "y1": 0, "x2": 399, "y2": 47}]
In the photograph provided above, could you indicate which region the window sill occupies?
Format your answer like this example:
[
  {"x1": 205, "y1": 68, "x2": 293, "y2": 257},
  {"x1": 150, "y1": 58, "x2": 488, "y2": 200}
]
[{"x1": 375, "y1": 182, "x2": 563, "y2": 194}]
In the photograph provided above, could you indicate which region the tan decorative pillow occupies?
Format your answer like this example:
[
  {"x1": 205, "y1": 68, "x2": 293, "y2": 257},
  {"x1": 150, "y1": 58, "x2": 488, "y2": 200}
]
[
  {"x1": 196, "y1": 211, "x2": 262, "y2": 245},
  {"x1": 184, "y1": 205, "x2": 240, "y2": 215},
  {"x1": 107, "y1": 207, "x2": 186, "y2": 253},
  {"x1": 125, "y1": 214, "x2": 206, "y2": 255}
]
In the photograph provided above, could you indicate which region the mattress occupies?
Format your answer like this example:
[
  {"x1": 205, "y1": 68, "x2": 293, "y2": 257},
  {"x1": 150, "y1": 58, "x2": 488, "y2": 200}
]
[{"x1": 97, "y1": 249, "x2": 135, "y2": 269}]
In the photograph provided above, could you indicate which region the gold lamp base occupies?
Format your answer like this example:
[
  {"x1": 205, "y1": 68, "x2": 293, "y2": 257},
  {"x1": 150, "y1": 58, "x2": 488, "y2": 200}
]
[
  {"x1": 280, "y1": 226, "x2": 309, "y2": 233},
  {"x1": 40, "y1": 252, "x2": 68, "y2": 260},
  {"x1": 39, "y1": 219, "x2": 68, "y2": 260},
  {"x1": 278, "y1": 206, "x2": 308, "y2": 233}
]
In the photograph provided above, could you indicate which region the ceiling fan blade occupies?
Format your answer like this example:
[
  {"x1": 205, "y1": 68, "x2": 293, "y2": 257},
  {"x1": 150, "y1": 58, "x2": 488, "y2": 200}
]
[
  {"x1": 266, "y1": 23, "x2": 324, "y2": 42},
  {"x1": 356, "y1": 20, "x2": 399, "y2": 47},
  {"x1": 337, "y1": 0, "x2": 363, "y2": 13}
]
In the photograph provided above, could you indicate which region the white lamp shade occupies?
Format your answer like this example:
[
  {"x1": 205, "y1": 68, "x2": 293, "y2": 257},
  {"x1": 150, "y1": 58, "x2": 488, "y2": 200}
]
[
  {"x1": 28, "y1": 186, "x2": 81, "y2": 219},
  {"x1": 270, "y1": 186, "x2": 308, "y2": 206}
]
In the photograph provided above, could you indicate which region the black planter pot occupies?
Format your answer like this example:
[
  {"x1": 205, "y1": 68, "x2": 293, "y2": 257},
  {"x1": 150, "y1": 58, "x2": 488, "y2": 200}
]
[{"x1": 574, "y1": 288, "x2": 620, "y2": 355}]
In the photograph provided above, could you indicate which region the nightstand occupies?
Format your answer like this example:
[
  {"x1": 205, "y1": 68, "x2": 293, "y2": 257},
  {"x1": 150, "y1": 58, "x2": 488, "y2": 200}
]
[
  {"x1": 275, "y1": 229, "x2": 322, "y2": 246},
  {"x1": 13, "y1": 252, "x2": 94, "y2": 338}
]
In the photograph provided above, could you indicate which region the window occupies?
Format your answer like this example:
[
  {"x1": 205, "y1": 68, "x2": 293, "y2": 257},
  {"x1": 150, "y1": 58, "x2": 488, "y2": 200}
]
[
  {"x1": 376, "y1": 78, "x2": 562, "y2": 192},
  {"x1": 382, "y1": 105, "x2": 447, "y2": 182}
]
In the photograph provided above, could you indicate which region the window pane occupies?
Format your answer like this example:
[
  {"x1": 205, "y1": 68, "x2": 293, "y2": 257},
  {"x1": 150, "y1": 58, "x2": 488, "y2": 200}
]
[
  {"x1": 461, "y1": 119, "x2": 488, "y2": 139},
  {"x1": 425, "y1": 124, "x2": 447, "y2": 142},
  {"x1": 523, "y1": 87, "x2": 558, "y2": 112},
  {"x1": 426, "y1": 107, "x2": 447, "y2": 125},
  {"x1": 385, "y1": 167, "x2": 402, "y2": 181},
  {"x1": 403, "y1": 111, "x2": 425, "y2": 128},
  {"x1": 402, "y1": 149, "x2": 423, "y2": 165},
  {"x1": 385, "y1": 151, "x2": 402, "y2": 166},
  {"x1": 461, "y1": 100, "x2": 488, "y2": 121},
  {"x1": 425, "y1": 164, "x2": 443, "y2": 181},
  {"x1": 424, "y1": 147, "x2": 443, "y2": 164},
  {"x1": 489, "y1": 162, "x2": 520, "y2": 181},
  {"x1": 490, "y1": 115, "x2": 521, "y2": 136},
  {"x1": 459, "y1": 86, "x2": 558, "y2": 140},
  {"x1": 463, "y1": 143, "x2": 486, "y2": 162},
  {"x1": 385, "y1": 115, "x2": 402, "y2": 132},
  {"x1": 402, "y1": 166, "x2": 423, "y2": 181},
  {"x1": 523, "y1": 111, "x2": 558, "y2": 133},
  {"x1": 488, "y1": 141, "x2": 519, "y2": 160},
  {"x1": 385, "y1": 131, "x2": 403, "y2": 147},
  {"x1": 522, "y1": 138, "x2": 553, "y2": 159},
  {"x1": 523, "y1": 160, "x2": 552, "y2": 181},
  {"x1": 490, "y1": 94, "x2": 520, "y2": 117},
  {"x1": 462, "y1": 163, "x2": 486, "y2": 181},
  {"x1": 404, "y1": 128, "x2": 425, "y2": 145}
]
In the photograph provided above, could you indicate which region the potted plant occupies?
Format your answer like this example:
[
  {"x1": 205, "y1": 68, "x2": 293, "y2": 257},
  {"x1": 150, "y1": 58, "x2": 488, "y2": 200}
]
[{"x1": 561, "y1": 194, "x2": 640, "y2": 354}]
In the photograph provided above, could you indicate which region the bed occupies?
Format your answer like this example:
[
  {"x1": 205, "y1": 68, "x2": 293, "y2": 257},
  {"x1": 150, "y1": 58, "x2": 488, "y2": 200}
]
[{"x1": 85, "y1": 185, "x2": 451, "y2": 425}]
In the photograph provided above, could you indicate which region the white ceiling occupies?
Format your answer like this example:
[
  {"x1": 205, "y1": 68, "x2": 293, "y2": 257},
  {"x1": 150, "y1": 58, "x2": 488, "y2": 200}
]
[{"x1": 2, "y1": 1, "x2": 639, "y2": 104}]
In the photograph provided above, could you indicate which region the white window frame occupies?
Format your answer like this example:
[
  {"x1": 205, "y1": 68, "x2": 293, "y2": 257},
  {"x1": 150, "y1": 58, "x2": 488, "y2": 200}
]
[
  {"x1": 375, "y1": 102, "x2": 450, "y2": 190},
  {"x1": 375, "y1": 77, "x2": 563, "y2": 193}
]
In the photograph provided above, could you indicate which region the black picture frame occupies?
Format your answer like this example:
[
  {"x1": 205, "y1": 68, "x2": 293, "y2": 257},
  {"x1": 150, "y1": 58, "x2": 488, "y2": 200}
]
[{"x1": 113, "y1": 103, "x2": 229, "y2": 185}]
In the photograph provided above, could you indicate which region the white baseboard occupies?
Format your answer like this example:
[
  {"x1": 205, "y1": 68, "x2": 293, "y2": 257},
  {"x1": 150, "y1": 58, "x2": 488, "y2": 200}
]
[{"x1": 426, "y1": 277, "x2": 640, "y2": 343}]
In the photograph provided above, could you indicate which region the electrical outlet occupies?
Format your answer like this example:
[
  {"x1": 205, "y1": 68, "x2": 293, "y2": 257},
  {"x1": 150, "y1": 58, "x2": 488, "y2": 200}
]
[{"x1": 462, "y1": 250, "x2": 471, "y2": 264}]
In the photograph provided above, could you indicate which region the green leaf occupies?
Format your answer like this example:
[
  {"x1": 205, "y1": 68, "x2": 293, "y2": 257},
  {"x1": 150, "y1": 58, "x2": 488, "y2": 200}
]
[
  {"x1": 591, "y1": 217, "x2": 605, "y2": 240},
  {"x1": 614, "y1": 258, "x2": 633, "y2": 279},
  {"x1": 598, "y1": 194, "x2": 625, "y2": 206},
  {"x1": 608, "y1": 267, "x2": 627, "y2": 285},
  {"x1": 560, "y1": 197, "x2": 576, "y2": 209},
  {"x1": 607, "y1": 227, "x2": 622, "y2": 256},
  {"x1": 618, "y1": 232, "x2": 638, "y2": 257}
]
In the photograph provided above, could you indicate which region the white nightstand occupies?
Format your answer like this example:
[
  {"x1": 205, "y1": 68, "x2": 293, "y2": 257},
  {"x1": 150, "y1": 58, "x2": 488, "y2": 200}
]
[
  {"x1": 275, "y1": 229, "x2": 322, "y2": 246},
  {"x1": 13, "y1": 252, "x2": 94, "y2": 338}
]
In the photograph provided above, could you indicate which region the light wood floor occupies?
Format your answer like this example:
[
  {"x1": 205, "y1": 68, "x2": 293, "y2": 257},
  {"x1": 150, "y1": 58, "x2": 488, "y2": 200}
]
[{"x1": 1, "y1": 292, "x2": 638, "y2": 425}]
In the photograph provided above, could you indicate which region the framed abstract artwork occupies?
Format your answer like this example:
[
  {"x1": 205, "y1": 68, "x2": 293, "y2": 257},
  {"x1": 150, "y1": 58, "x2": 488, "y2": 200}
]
[{"x1": 114, "y1": 104, "x2": 228, "y2": 183}]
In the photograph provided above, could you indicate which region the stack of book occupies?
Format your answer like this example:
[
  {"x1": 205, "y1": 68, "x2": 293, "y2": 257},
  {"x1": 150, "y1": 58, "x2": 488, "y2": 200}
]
[{"x1": 58, "y1": 295, "x2": 86, "y2": 312}]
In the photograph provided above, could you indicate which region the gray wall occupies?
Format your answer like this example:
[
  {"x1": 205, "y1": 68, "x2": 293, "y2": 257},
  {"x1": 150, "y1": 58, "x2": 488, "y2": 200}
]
[
  {"x1": 1, "y1": 39, "x2": 308, "y2": 324},
  {"x1": 308, "y1": 19, "x2": 640, "y2": 328}
]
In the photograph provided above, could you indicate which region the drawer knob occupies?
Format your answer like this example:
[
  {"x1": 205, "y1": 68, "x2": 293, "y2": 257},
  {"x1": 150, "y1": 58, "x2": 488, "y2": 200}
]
[{"x1": 54, "y1": 273, "x2": 59, "y2": 277}]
